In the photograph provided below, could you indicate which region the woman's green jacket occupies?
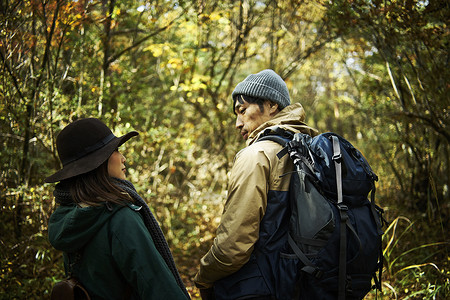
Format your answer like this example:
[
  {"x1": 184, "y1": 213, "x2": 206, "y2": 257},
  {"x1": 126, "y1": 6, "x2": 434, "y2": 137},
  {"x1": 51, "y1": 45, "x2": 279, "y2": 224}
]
[{"x1": 49, "y1": 202, "x2": 188, "y2": 299}]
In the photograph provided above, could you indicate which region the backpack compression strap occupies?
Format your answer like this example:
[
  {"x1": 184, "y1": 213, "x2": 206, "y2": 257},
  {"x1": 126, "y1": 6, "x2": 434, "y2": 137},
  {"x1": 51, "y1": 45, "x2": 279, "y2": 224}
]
[{"x1": 331, "y1": 135, "x2": 347, "y2": 300}]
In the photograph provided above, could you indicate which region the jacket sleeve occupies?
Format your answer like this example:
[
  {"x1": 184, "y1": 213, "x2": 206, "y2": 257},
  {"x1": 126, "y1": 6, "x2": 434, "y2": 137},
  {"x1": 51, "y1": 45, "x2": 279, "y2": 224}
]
[
  {"x1": 110, "y1": 207, "x2": 188, "y2": 299},
  {"x1": 194, "y1": 146, "x2": 271, "y2": 288}
]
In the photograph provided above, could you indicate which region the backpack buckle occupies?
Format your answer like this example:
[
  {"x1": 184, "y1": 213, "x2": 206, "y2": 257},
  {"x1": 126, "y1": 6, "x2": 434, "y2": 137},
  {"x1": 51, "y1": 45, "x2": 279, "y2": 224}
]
[
  {"x1": 312, "y1": 268, "x2": 324, "y2": 279},
  {"x1": 332, "y1": 153, "x2": 342, "y2": 163},
  {"x1": 337, "y1": 203, "x2": 348, "y2": 211},
  {"x1": 346, "y1": 275, "x2": 353, "y2": 295},
  {"x1": 301, "y1": 265, "x2": 324, "y2": 279}
]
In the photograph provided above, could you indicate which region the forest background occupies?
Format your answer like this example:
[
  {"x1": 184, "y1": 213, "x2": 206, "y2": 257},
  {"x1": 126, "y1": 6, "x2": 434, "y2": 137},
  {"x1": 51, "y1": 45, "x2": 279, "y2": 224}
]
[{"x1": 1, "y1": 0, "x2": 448, "y2": 299}]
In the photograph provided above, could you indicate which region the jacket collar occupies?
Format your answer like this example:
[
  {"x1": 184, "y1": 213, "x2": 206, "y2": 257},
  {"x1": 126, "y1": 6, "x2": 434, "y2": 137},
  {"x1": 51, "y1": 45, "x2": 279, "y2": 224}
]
[{"x1": 246, "y1": 103, "x2": 318, "y2": 146}]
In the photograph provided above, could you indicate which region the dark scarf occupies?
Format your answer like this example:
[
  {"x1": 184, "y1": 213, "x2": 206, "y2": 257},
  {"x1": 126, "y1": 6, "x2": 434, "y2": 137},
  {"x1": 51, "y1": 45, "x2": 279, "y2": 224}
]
[{"x1": 53, "y1": 178, "x2": 190, "y2": 299}]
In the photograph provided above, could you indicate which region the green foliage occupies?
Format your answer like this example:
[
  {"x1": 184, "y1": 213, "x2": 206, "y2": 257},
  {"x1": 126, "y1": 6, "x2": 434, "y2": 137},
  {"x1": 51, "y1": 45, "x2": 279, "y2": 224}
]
[
  {"x1": 380, "y1": 216, "x2": 449, "y2": 299},
  {"x1": 325, "y1": 0, "x2": 449, "y2": 208},
  {"x1": 0, "y1": 186, "x2": 64, "y2": 299},
  {"x1": 0, "y1": 0, "x2": 448, "y2": 299}
]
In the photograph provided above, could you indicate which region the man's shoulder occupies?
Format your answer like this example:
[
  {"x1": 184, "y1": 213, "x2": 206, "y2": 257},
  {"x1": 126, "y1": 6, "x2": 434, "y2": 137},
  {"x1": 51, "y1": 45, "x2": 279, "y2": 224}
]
[{"x1": 236, "y1": 139, "x2": 284, "y2": 163}]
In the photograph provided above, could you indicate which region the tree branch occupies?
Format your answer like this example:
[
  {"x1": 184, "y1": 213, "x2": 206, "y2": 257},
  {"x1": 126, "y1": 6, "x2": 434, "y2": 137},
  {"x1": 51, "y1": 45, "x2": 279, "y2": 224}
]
[{"x1": 106, "y1": 9, "x2": 187, "y2": 65}]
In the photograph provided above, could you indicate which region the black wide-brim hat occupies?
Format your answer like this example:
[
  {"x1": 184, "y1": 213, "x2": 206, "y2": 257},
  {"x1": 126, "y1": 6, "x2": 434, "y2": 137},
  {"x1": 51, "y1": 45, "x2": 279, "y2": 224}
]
[{"x1": 45, "y1": 118, "x2": 138, "y2": 183}]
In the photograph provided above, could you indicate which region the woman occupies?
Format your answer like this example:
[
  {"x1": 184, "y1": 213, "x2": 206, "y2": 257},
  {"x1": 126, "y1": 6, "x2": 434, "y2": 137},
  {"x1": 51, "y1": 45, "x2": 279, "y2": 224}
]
[{"x1": 46, "y1": 118, "x2": 190, "y2": 299}]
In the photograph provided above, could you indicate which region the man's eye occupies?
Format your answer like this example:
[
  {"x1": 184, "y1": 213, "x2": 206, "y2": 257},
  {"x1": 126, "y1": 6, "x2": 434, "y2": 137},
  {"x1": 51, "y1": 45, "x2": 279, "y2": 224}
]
[{"x1": 239, "y1": 108, "x2": 246, "y2": 114}]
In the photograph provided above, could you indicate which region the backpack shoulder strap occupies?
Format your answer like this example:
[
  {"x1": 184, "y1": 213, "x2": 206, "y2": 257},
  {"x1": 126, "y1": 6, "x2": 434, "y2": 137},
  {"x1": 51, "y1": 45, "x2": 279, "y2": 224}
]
[
  {"x1": 257, "y1": 127, "x2": 293, "y2": 158},
  {"x1": 257, "y1": 135, "x2": 290, "y2": 159}
]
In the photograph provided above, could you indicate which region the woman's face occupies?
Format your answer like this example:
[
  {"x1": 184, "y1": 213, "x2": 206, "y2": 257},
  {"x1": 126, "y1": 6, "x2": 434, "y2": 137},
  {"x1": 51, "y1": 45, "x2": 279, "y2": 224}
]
[{"x1": 108, "y1": 150, "x2": 126, "y2": 179}]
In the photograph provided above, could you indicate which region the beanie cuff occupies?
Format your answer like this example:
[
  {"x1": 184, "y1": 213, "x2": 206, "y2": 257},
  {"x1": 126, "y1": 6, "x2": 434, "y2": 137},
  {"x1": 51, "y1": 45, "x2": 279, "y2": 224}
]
[{"x1": 231, "y1": 69, "x2": 290, "y2": 109}]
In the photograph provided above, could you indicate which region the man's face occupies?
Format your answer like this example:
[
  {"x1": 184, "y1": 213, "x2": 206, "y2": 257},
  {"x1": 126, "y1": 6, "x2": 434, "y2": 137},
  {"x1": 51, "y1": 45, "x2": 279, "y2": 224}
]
[{"x1": 234, "y1": 98, "x2": 278, "y2": 140}]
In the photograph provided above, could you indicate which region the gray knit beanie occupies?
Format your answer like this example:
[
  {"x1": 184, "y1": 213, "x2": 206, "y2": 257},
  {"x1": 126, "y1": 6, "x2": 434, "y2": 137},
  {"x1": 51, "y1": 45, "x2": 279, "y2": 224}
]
[{"x1": 232, "y1": 69, "x2": 291, "y2": 109}]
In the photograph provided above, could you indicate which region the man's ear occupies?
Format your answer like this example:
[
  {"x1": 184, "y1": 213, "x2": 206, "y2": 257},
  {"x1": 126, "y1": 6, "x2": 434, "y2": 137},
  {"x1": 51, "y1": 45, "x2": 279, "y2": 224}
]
[{"x1": 268, "y1": 102, "x2": 279, "y2": 115}]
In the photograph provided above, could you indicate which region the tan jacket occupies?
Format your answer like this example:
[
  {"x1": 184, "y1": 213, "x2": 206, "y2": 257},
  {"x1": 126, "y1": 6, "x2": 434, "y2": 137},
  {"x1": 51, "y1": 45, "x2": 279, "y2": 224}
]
[{"x1": 194, "y1": 103, "x2": 318, "y2": 288}]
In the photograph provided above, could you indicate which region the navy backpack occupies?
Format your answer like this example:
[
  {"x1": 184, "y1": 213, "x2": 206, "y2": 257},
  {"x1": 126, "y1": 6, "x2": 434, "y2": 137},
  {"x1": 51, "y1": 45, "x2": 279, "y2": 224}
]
[{"x1": 259, "y1": 128, "x2": 385, "y2": 300}]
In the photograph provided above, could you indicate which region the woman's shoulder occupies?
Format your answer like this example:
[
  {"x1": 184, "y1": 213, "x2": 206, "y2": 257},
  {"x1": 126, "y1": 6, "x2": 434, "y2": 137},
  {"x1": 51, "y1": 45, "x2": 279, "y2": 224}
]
[
  {"x1": 110, "y1": 202, "x2": 143, "y2": 218},
  {"x1": 108, "y1": 202, "x2": 147, "y2": 231},
  {"x1": 107, "y1": 203, "x2": 156, "y2": 251}
]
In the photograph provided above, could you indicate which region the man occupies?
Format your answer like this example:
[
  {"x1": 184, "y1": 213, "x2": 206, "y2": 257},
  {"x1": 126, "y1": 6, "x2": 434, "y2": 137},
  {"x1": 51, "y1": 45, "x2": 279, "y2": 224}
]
[{"x1": 194, "y1": 69, "x2": 317, "y2": 300}]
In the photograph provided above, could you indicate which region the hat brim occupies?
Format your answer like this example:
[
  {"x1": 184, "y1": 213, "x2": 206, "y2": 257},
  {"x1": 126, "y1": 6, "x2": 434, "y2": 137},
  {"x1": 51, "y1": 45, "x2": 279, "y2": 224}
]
[{"x1": 45, "y1": 131, "x2": 138, "y2": 183}]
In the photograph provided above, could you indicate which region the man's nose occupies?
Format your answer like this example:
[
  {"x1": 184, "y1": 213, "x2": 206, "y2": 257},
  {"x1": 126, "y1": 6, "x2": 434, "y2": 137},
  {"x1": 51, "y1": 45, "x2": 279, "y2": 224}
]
[{"x1": 235, "y1": 116, "x2": 243, "y2": 129}]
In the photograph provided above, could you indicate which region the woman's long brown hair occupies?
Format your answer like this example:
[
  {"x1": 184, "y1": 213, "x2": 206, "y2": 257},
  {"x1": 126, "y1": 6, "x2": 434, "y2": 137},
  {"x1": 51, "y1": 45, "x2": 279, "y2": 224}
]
[{"x1": 65, "y1": 160, "x2": 132, "y2": 206}]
